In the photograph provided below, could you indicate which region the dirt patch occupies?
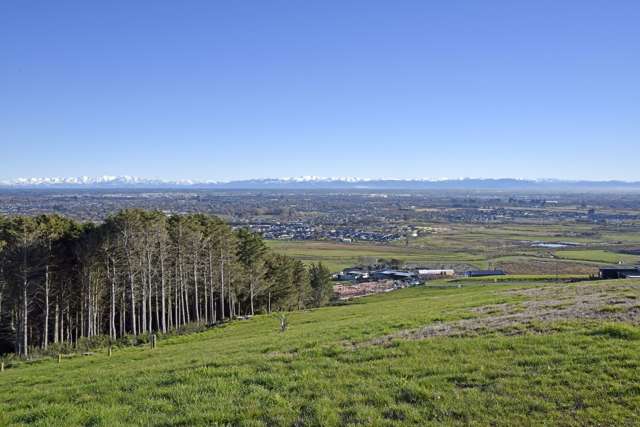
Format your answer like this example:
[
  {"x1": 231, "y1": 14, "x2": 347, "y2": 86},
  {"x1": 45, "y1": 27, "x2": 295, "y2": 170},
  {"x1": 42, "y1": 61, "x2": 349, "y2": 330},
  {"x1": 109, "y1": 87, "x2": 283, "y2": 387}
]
[
  {"x1": 357, "y1": 282, "x2": 640, "y2": 347},
  {"x1": 334, "y1": 280, "x2": 400, "y2": 300}
]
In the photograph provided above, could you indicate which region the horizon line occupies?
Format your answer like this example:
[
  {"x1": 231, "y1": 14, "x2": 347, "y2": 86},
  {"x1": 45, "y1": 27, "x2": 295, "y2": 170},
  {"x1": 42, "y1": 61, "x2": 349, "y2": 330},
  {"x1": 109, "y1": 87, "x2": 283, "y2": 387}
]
[{"x1": 2, "y1": 175, "x2": 640, "y2": 186}]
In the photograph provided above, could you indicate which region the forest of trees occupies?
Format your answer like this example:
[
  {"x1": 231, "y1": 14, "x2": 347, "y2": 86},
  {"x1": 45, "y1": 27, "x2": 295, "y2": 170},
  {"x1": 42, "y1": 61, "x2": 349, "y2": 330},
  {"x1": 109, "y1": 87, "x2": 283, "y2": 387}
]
[{"x1": 0, "y1": 210, "x2": 334, "y2": 356}]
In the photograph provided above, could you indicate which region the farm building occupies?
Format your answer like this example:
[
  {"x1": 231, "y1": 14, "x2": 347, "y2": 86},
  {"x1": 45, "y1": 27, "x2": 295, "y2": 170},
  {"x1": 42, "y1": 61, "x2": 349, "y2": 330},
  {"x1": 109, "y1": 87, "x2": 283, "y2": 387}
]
[
  {"x1": 372, "y1": 270, "x2": 416, "y2": 281},
  {"x1": 464, "y1": 270, "x2": 506, "y2": 278},
  {"x1": 417, "y1": 269, "x2": 455, "y2": 277},
  {"x1": 599, "y1": 266, "x2": 640, "y2": 279},
  {"x1": 336, "y1": 269, "x2": 369, "y2": 281}
]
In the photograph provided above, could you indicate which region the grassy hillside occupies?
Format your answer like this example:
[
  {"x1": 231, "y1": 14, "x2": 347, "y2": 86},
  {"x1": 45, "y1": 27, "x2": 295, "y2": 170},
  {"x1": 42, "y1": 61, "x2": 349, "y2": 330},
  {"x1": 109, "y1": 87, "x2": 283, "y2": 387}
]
[{"x1": 1, "y1": 279, "x2": 640, "y2": 426}]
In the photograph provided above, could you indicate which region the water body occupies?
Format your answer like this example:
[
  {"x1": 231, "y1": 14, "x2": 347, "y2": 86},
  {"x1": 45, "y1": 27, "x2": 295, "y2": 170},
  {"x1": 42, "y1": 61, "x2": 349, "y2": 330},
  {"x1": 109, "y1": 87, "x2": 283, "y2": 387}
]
[{"x1": 532, "y1": 243, "x2": 569, "y2": 248}]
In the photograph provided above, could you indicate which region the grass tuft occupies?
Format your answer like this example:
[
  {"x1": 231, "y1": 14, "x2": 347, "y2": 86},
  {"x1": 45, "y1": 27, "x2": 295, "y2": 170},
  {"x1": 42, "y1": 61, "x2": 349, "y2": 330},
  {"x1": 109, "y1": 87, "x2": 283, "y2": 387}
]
[{"x1": 591, "y1": 323, "x2": 640, "y2": 340}]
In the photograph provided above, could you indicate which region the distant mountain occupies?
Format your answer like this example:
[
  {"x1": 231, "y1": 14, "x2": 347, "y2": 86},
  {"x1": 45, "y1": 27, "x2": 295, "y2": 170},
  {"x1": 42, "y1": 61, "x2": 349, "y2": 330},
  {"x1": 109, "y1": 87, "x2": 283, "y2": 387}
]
[
  {"x1": 0, "y1": 176, "x2": 209, "y2": 187},
  {"x1": 1, "y1": 176, "x2": 640, "y2": 191}
]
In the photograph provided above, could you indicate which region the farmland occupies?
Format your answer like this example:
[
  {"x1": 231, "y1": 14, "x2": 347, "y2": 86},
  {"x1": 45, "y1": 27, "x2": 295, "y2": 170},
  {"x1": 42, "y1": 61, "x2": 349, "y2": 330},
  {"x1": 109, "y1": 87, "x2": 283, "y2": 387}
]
[
  {"x1": 268, "y1": 222, "x2": 640, "y2": 274},
  {"x1": 1, "y1": 278, "x2": 639, "y2": 426},
  {"x1": 554, "y1": 249, "x2": 640, "y2": 264},
  {"x1": 266, "y1": 240, "x2": 483, "y2": 272}
]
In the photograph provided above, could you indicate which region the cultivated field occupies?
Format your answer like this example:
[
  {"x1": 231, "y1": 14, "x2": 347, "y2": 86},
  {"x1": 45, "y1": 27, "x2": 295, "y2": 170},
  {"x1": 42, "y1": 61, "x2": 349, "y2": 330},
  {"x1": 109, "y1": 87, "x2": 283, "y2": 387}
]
[{"x1": 1, "y1": 279, "x2": 639, "y2": 426}]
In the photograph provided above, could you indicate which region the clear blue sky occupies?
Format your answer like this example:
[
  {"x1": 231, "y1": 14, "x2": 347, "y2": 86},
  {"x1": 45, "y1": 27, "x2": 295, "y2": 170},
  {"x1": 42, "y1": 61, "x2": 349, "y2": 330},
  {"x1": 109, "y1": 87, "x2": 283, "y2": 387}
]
[{"x1": 1, "y1": 1, "x2": 639, "y2": 181}]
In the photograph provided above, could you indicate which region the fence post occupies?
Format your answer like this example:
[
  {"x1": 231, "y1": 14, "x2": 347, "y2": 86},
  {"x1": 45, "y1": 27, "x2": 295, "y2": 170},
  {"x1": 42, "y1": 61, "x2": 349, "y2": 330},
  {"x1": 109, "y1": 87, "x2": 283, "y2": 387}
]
[
  {"x1": 58, "y1": 354, "x2": 62, "y2": 364},
  {"x1": 151, "y1": 334, "x2": 157, "y2": 349},
  {"x1": 1, "y1": 361, "x2": 4, "y2": 372},
  {"x1": 108, "y1": 346, "x2": 112, "y2": 357}
]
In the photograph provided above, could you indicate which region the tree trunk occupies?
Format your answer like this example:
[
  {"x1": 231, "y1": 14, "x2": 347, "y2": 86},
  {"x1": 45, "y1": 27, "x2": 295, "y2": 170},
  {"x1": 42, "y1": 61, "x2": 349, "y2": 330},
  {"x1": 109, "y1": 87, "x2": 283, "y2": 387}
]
[
  {"x1": 65, "y1": 304, "x2": 70, "y2": 342},
  {"x1": 54, "y1": 300, "x2": 59, "y2": 344},
  {"x1": 154, "y1": 281, "x2": 159, "y2": 333},
  {"x1": 43, "y1": 264, "x2": 50, "y2": 349},
  {"x1": 203, "y1": 264, "x2": 209, "y2": 324},
  {"x1": 228, "y1": 273, "x2": 233, "y2": 320},
  {"x1": 147, "y1": 249, "x2": 153, "y2": 333},
  {"x1": 22, "y1": 285, "x2": 28, "y2": 357},
  {"x1": 141, "y1": 259, "x2": 147, "y2": 334},
  {"x1": 129, "y1": 272, "x2": 137, "y2": 335},
  {"x1": 250, "y1": 275, "x2": 255, "y2": 316},
  {"x1": 220, "y1": 254, "x2": 225, "y2": 320},
  {"x1": 167, "y1": 285, "x2": 173, "y2": 330},
  {"x1": 209, "y1": 251, "x2": 215, "y2": 322},
  {"x1": 120, "y1": 291, "x2": 125, "y2": 337},
  {"x1": 180, "y1": 270, "x2": 186, "y2": 325},
  {"x1": 160, "y1": 253, "x2": 167, "y2": 333},
  {"x1": 193, "y1": 253, "x2": 200, "y2": 323},
  {"x1": 184, "y1": 270, "x2": 190, "y2": 323},
  {"x1": 110, "y1": 260, "x2": 117, "y2": 339}
]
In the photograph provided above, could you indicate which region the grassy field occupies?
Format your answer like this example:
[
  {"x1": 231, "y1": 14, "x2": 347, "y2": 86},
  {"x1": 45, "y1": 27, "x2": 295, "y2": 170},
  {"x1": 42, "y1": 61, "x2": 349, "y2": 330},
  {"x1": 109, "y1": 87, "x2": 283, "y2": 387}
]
[
  {"x1": 266, "y1": 240, "x2": 482, "y2": 272},
  {"x1": 554, "y1": 249, "x2": 640, "y2": 265},
  {"x1": 447, "y1": 274, "x2": 592, "y2": 282},
  {"x1": 267, "y1": 241, "x2": 613, "y2": 275},
  {"x1": 1, "y1": 279, "x2": 640, "y2": 426}
]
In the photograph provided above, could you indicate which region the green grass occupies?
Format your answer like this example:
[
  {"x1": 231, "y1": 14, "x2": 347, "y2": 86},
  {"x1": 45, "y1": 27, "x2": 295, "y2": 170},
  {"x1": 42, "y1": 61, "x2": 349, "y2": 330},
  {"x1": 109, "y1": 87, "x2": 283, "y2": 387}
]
[
  {"x1": 591, "y1": 323, "x2": 640, "y2": 340},
  {"x1": 1, "y1": 280, "x2": 640, "y2": 426},
  {"x1": 266, "y1": 240, "x2": 482, "y2": 272},
  {"x1": 448, "y1": 274, "x2": 591, "y2": 283},
  {"x1": 554, "y1": 249, "x2": 639, "y2": 264}
]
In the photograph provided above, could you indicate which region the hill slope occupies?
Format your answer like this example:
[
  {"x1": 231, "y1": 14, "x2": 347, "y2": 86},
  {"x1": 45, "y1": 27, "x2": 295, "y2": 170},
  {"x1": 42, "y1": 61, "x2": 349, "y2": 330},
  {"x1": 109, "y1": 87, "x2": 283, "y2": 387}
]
[{"x1": 1, "y1": 280, "x2": 639, "y2": 426}]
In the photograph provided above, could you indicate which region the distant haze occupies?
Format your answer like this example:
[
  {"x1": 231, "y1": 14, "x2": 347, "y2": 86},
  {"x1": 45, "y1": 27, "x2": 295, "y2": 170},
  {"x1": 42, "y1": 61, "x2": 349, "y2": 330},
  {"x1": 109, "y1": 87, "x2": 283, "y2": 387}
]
[{"x1": 2, "y1": 176, "x2": 640, "y2": 192}]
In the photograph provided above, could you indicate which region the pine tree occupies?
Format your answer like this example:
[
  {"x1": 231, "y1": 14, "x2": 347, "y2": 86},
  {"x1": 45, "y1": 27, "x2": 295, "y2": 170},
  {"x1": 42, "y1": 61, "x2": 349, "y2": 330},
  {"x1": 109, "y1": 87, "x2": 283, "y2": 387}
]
[{"x1": 309, "y1": 262, "x2": 333, "y2": 307}]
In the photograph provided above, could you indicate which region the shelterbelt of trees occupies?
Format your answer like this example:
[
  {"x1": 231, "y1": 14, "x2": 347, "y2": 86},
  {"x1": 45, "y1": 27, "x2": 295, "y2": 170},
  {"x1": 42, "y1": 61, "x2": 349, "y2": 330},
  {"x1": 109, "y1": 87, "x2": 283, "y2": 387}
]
[{"x1": 0, "y1": 210, "x2": 333, "y2": 356}]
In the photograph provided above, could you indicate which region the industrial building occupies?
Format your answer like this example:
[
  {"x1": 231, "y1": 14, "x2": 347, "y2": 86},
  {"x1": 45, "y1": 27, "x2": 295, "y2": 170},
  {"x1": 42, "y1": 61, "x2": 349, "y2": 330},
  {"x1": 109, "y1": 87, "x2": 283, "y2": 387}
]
[
  {"x1": 599, "y1": 266, "x2": 640, "y2": 280},
  {"x1": 464, "y1": 270, "x2": 506, "y2": 278},
  {"x1": 417, "y1": 269, "x2": 455, "y2": 277}
]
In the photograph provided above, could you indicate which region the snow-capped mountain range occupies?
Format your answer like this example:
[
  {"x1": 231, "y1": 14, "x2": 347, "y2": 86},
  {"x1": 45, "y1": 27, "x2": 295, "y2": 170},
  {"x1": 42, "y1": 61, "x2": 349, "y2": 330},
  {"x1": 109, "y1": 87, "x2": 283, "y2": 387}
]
[
  {"x1": 2, "y1": 176, "x2": 214, "y2": 187},
  {"x1": 1, "y1": 175, "x2": 640, "y2": 191}
]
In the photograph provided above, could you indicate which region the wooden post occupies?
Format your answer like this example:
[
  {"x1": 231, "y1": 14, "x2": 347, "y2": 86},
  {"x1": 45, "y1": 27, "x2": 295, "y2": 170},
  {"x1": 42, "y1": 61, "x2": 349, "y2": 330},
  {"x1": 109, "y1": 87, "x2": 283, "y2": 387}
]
[
  {"x1": 108, "y1": 346, "x2": 112, "y2": 357},
  {"x1": 58, "y1": 354, "x2": 61, "y2": 364},
  {"x1": 1, "y1": 361, "x2": 4, "y2": 372},
  {"x1": 151, "y1": 334, "x2": 157, "y2": 349}
]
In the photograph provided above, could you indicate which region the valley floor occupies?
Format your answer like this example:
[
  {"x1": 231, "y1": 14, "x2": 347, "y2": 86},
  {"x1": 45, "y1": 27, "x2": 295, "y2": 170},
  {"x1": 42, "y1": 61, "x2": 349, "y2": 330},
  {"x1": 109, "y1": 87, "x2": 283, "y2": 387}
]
[{"x1": 1, "y1": 279, "x2": 640, "y2": 426}]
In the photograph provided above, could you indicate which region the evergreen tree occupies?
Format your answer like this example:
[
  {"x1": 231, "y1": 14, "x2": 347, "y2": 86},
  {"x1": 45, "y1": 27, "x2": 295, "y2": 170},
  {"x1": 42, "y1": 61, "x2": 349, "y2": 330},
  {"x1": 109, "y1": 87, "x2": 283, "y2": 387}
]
[
  {"x1": 309, "y1": 262, "x2": 333, "y2": 307},
  {"x1": 0, "y1": 210, "x2": 317, "y2": 357}
]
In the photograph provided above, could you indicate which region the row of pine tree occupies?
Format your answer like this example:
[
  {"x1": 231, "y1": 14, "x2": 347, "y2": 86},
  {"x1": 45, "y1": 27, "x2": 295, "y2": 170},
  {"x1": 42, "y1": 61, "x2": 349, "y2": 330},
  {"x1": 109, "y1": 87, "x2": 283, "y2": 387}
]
[{"x1": 0, "y1": 209, "x2": 333, "y2": 356}]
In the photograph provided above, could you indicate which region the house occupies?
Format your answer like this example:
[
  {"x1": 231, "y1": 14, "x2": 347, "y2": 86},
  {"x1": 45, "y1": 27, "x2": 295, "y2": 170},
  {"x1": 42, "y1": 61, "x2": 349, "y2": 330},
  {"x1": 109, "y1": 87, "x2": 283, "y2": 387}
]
[
  {"x1": 599, "y1": 267, "x2": 640, "y2": 280},
  {"x1": 464, "y1": 270, "x2": 506, "y2": 278}
]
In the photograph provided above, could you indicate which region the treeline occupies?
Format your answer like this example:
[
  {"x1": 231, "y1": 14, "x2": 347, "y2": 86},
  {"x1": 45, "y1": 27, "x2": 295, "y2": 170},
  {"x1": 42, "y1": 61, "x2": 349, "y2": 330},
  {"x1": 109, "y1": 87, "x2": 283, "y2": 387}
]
[{"x1": 0, "y1": 210, "x2": 333, "y2": 356}]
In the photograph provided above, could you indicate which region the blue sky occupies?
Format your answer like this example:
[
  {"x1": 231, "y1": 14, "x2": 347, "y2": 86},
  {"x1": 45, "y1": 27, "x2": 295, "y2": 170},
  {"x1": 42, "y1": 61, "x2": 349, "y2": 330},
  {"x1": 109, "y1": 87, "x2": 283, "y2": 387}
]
[{"x1": 1, "y1": 1, "x2": 639, "y2": 181}]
